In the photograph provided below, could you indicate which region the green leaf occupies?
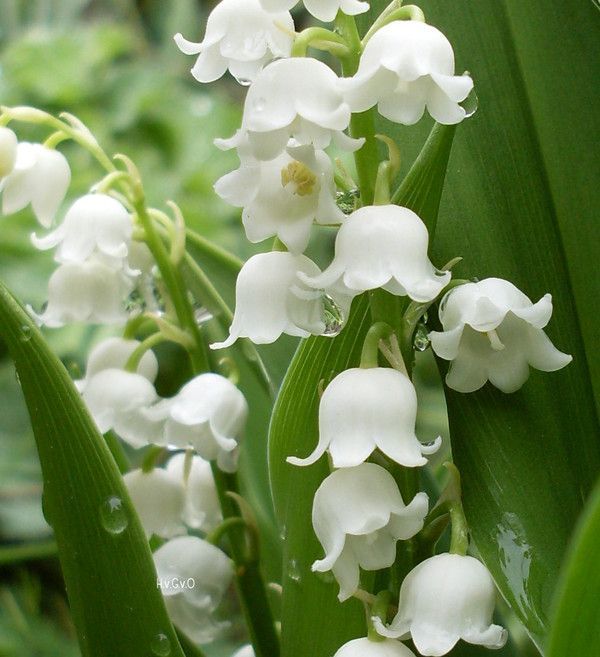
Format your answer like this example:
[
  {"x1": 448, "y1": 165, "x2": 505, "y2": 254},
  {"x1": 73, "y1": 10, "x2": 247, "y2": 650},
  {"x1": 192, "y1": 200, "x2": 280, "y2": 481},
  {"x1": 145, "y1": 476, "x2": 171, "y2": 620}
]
[
  {"x1": 0, "y1": 280, "x2": 186, "y2": 657},
  {"x1": 547, "y1": 476, "x2": 600, "y2": 657}
]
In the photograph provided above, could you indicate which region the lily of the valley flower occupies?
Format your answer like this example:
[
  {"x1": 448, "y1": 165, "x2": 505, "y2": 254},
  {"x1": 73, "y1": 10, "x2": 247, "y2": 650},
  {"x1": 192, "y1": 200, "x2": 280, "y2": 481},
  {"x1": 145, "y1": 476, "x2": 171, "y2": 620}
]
[
  {"x1": 288, "y1": 367, "x2": 441, "y2": 468},
  {"x1": 0, "y1": 127, "x2": 18, "y2": 178},
  {"x1": 334, "y1": 638, "x2": 416, "y2": 657},
  {"x1": 300, "y1": 205, "x2": 450, "y2": 302},
  {"x1": 145, "y1": 373, "x2": 248, "y2": 473},
  {"x1": 216, "y1": 58, "x2": 360, "y2": 161},
  {"x1": 373, "y1": 554, "x2": 507, "y2": 656},
  {"x1": 312, "y1": 463, "x2": 428, "y2": 601},
  {"x1": 215, "y1": 146, "x2": 344, "y2": 253},
  {"x1": 232, "y1": 646, "x2": 255, "y2": 657},
  {"x1": 341, "y1": 21, "x2": 473, "y2": 125},
  {"x1": 32, "y1": 193, "x2": 133, "y2": 268},
  {"x1": 259, "y1": 0, "x2": 369, "y2": 23},
  {"x1": 174, "y1": 0, "x2": 294, "y2": 85},
  {"x1": 123, "y1": 468, "x2": 186, "y2": 539},
  {"x1": 1, "y1": 142, "x2": 70, "y2": 227},
  {"x1": 429, "y1": 278, "x2": 572, "y2": 393},
  {"x1": 154, "y1": 536, "x2": 232, "y2": 644}
]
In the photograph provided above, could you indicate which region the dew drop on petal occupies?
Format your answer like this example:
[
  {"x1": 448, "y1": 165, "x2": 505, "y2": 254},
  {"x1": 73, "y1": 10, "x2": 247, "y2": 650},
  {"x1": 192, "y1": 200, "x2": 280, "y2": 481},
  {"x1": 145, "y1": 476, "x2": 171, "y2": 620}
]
[
  {"x1": 99, "y1": 496, "x2": 129, "y2": 535},
  {"x1": 20, "y1": 325, "x2": 32, "y2": 342},
  {"x1": 320, "y1": 294, "x2": 344, "y2": 337},
  {"x1": 150, "y1": 633, "x2": 172, "y2": 657}
]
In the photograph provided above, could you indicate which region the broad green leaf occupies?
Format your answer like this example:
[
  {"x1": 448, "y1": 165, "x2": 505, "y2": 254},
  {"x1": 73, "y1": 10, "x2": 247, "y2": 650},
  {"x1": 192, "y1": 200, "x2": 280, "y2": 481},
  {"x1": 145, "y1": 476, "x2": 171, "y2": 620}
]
[{"x1": 0, "y1": 281, "x2": 186, "y2": 657}]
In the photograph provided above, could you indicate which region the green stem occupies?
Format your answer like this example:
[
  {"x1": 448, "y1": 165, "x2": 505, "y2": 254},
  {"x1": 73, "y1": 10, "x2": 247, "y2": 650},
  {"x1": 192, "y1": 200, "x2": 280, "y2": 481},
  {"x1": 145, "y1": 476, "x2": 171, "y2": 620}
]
[
  {"x1": 206, "y1": 517, "x2": 247, "y2": 546},
  {"x1": 185, "y1": 228, "x2": 243, "y2": 274},
  {"x1": 292, "y1": 27, "x2": 350, "y2": 57},
  {"x1": 0, "y1": 539, "x2": 57, "y2": 566},
  {"x1": 124, "y1": 332, "x2": 165, "y2": 372},
  {"x1": 449, "y1": 501, "x2": 469, "y2": 556},
  {"x1": 368, "y1": 590, "x2": 392, "y2": 641},
  {"x1": 360, "y1": 322, "x2": 393, "y2": 368}
]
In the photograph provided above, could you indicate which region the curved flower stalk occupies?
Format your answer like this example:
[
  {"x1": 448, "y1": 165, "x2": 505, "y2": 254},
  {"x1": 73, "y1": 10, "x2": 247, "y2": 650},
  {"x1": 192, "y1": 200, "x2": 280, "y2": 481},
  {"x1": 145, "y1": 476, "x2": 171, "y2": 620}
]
[
  {"x1": 300, "y1": 205, "x2": 450, "y2": 302},
  {"x1": 0, "y1": 126, "x2": 17, "y2": 178},
  {"x1": 312, "y1": 463, "x2": 428, "y2": 601},
  {"x1": 1, "y1": 141, "x2": 70, "y2": 227},
  {"x1": 288, "y1": 367, "x2": 441, "y2": 468},
  {"x1": 174, "y1": 0, "x2": 294, "y2": 85},
  {"x1": 215, "y1": 145, "x2": 344, "y2": 253},
  {"x1": 259, "y1": 0, "x2": 370, "y2": 22},
  {"x1": 341, "y1": 21, "x2": 474, "y2": 125},
  {"x1": 373, "y1": 553, "x2": 507, "y2": 656},
  {"x1": 429, "y1": 278, "x2": 572, "y2": 393},
  {"x1": 334, "y1": 638, "x2": 416, "y2": 657},
  {"x1": 154, "y1": 536, "x2": 233, "y2": 644}
]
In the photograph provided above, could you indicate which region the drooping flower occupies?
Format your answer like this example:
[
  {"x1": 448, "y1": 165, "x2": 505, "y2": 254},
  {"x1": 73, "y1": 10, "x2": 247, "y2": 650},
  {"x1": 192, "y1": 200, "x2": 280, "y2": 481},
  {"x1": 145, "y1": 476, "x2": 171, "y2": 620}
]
[
  {"x1": 174, "y1": 0, "x2": 294, "y2": 85},
  {"x1": 0, "y1": 127, "x2": 18, "y2": 178},
  {"x1": 341, "y1": 21, "x2": 473, "y2": 125},
  {"x1": 214, "y1": 146, "x2": 344, "y2": 253},
  {"x1": 334, "y1": 637, "x2": 416, "y2": 657},
  {"x1": 211, "y1": 251, "x2": 349, "y2": 349},
  {"x1": 312, "y1": 463, "x2": 428, "y2": 601},
  {"x1": 300, "y1": 205, "x2": 450, "y2": 302},
  {"x1": 123, "y1": 468, "x2": 186, "y2": 539},
  {"x1": 232, "y1": 646, "x2": 255, "y2": 657},
  {"x1": 288, "y1": 367, "x2": 441, "y2": 468},
  {"x1": 373, "y1": 554, "x2": 508, "y2": 656},
  {"x1": 429, "y1": 278, "x2": 572, "y2": 393},
  {"x1": 166, "y1": 452, "x2": 222, "y2": 532},
  {"x1": 145, "y1": 373, "x2": 248, "y2": 473},
  {"x1": 32, "y1": 193, "x2": 133, "y2": 268},
  {"x1": 1, "y1": 142, "x2": 70, "y2": 227},
  {"x1": 216, "y1": 57, "x2": 361, "y2": 161},
  {"x1": 154, "y1": 536, "x2": 232, "y2": 644},
  {"x1": 259, "y1": 0, "x2": 370, "y2": 23}
]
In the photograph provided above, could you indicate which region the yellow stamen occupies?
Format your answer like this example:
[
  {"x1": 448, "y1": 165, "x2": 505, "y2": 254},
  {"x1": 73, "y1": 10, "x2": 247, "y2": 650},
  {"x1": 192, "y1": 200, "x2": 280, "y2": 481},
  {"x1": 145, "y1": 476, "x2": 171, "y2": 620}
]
[{"x1": 281, "y1": 160, "x2": 318, "y2": 197}]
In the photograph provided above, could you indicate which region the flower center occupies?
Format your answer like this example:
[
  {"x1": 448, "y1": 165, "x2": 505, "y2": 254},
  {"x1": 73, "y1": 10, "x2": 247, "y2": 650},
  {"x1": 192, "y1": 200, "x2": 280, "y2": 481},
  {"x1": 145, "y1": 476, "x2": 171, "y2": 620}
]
[{"x1": 281, "y1": 161, "x2": 318, "y2": 197}]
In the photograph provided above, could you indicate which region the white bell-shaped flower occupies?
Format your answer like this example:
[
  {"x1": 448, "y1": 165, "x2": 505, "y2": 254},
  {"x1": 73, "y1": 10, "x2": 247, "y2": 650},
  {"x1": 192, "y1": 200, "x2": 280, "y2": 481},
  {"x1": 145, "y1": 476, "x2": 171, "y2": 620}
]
[
  {"x1": 334, "y1": 638, "x2": 416, "y2": 657},
  {"x1": 429, "y1": 278, "x2": 572, "y2": 393},
  {"x1": 341, "y1": 21, "x2": 474, "y2": 125},
  {"x1": 373, "y1": 554, "x2": 507, "y2": 656},
  {"x1": 232, "y1": 647, "x2": 255, "y2": 657},
  {"x1": 211, "y1": 251, "x2": 348, "y2": 348},
  {"x1": 166, "y1": 453, "x2": 222, "y2": 532},
  {"x1": 288, "y1": 367, "x2": 441, "y2": 468},
  {"x1": 1, "y1": 142, "x2": 70, "y2": 227},
  {"x1": 36, "y1": 257, "x2": 135, "y2": 327},
  {"x1": 0, "y1": 127, "x2": 18, "y2": 178},
  {"x1": 82, "y1": 368, "x2": 164, "y2": 448},
  {"x1": 215, "y1": 146, "x2": 344, "y2": 253},
  {"x1": 174, "y1": 0, "x2": 294, "y2": 85},
  {"x1": 123, "y1": 468, "x2": 186, "y2": 539},
  {"x1": 32, "y1": 193, "x2": 132, "y2": 267},
  {"x1": 301, "y1": 205, "x2": 450, "y2": 302},
  {"x1": 154, "y1": 536, "x2": 232, "y2": 644},
  {"x1": 216, "y1": 58, "x2": 359, "y2": 161},
  {"x1": 312, "y1": 463, "x2": 428, "y2": 601},
  {"x1": 146, "y1": 373, "x2": 248, "y2": 473},
  {"x1": 259, "y1": 0, "x2": 369, "y2": 22}
]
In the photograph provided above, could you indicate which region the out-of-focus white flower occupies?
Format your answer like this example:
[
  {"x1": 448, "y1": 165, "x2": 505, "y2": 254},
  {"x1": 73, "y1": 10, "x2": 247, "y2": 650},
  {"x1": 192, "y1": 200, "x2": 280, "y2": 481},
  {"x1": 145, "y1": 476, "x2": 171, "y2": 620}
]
[
  {"x1": 334, "y1": 638, "x2": 416, "y2": 657},
  {"x1": 166, "y1": 453, "x2": 222, "y2": 532},
  {"x1": 123, "y1": 468, "x2": 186, "y2": 539},
  {"x1": 154, "y1": 536, "x2": 232, "y2": 644},
  {"x1": 429, "y1": 278, "x2": 572, "y2": 393},
  {"x1": 216, "y1": 58, "x2": 360, "y2": 161},
  {"x1": 36, "y1": 257, "x2": 135, "y2": 327},
  {"x1": 232, "y1": 645, "x2": 255, "y2": 657},
  {"x1": 259, "y1": 0, "x2": 369, "y2": 22},
  {"x1": 288, "y1": 367, "x2": 441, "y2": 468},
  {"x1": 301, "y1": 205, "x2": 450, "y2": 302},
  {"x1": 215, "y1": 146, "x2": 344, "y2": 253},
  {"x1": 146, "y1": 374, "x2": 248, "y2": 473},
  {"x1": 82, "y1": 368, "x2": 163, "y2": 447},
  {"x1": 0, "y1": 127, "x2": 18, "y2": 178},
  {"x1": 373, "y1": 554, "x2": 507, "y2": 656},
  {"x1": 174, "y1": 0, "x2": 294, "y2": 85},
  {"x1": 312, "y1": 463, "x2": 428, "y2": 601},
  {"x1": 341, "y1": 21, "x2": 473, "y2": 125},
  {"x1": 1, "y1": 142, "x2": 70, "y2": 227},
  {"x1": 32, "y1": 194, "x2": 132, "y2": 267},
  {"x1": 211, "y1": 252, "x2": 349, "y2": 349}
]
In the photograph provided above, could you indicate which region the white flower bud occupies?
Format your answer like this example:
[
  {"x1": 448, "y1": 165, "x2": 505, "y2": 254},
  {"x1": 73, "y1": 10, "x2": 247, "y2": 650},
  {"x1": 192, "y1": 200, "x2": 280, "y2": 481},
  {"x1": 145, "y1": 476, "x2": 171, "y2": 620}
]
[
  {"x1": 312, "y1": 463, "x2": 428, "y2": 601},
  {"x1": 259, "y1": 0, "x2": 369, "y2": 23},
  {"x1": 373, "y1": 554, "x2": 507, "y2": 656},
  {"x1": 334, "y1": 638, "x2": 416, "y2": 657},
  {"x1": 154, "y1": 536, "x2": 232, "y2": 644},
  {"x1": 429, "y1": 278, "x2": 572, "y2": 393},
  {"x1": 174, "y1": 0, "x2": 294, "y2": 85},
  {"x1": 1, "y1": 142, "x2": 70, "y2": 227},
  {"x1": 232, "y1": 646, "x2": 255, "y2": 657},
  {"x1": 341, "y1": 21, "x2": 474, "y2": 125},
  {"x1": 0, "y1": 127, "x2": 18, "y2": 178},
  {"x1": 215, "y1": 146, "x2": 344, "y2": 254},
  {"x1": 301, "y1": 205, "x2": 450, "y2": 302},
  {"x1": 288, "y1": 367, "x2": 441, "y2": 468},
  {"x1": 123, "y1": 468, "x2": 186, "y2": 539}
]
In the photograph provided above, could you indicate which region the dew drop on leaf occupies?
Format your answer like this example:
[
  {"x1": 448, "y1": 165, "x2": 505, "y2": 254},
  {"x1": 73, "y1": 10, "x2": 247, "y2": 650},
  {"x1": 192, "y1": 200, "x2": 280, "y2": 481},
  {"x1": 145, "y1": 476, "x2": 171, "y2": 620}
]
[
  {"x1": 321, "y1": 294, "x2": 344, "y2": 337},
  {"x1": 99, "y1": 496, "x2": 129, "y2": 535},
  {"x1": 150, "y1": 633, "x2": 171, "y2": 656},
  {"x1": 20, "y1": 325, "x2": 32, "y2": 342},
  {"x1": 287, "y1": 558, "x2": 301, "y2": 584},
  {"x1": 413, "y1": 323, "x2": 431, "y2": 352}
]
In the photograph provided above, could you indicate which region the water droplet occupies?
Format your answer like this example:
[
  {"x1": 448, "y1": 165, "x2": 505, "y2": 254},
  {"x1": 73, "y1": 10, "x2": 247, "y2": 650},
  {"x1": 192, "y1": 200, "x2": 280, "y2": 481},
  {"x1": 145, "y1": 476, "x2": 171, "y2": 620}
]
[
  {"x1": 193, "y1": 304, "x2": 213, "y2": 327},
  {"x1": 20, "y1": 325, "x2": 32, "y2": 342},
  {"x1": 237, "y1": 78, "x2": 252, "y2": 87},
  {"x1": 321, "y1": 294, "x2": 345, "y2": 337},
  {"x1": 336, "y1": 188, "x2": 360, "y2": 214},
  {"x1": 150, "y1": 633, "x2": 171, "y2": 657},
  {"x1": 461, "y1": 83, "x2": 479, "y2": 118},
  {"x1": 413, "y1": 323, "x2": 430, "y2": 352},
  {"x1": 14, "y1": 369, "x2": 21, "y2": 386},
  {"x1": 279, "y1": 524, "x2": 287, "y2": 542},
  {"x1": 287, "y1": 558, "x2": 301, "y2": 583},
  {"x1": 99, "y1": 496, "x2": 129, "y2": 535}
]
